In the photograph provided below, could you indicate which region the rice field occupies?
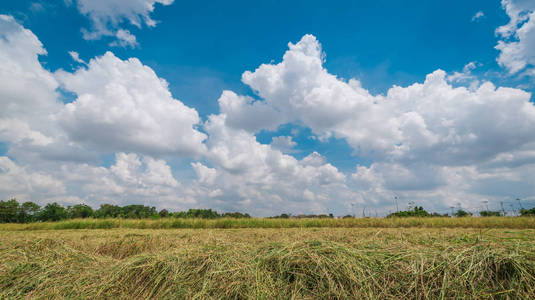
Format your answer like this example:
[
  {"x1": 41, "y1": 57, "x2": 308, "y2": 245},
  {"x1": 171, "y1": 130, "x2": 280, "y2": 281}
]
[{"x1": 1, "y1": 218, "x2": 535, "y2": 299}]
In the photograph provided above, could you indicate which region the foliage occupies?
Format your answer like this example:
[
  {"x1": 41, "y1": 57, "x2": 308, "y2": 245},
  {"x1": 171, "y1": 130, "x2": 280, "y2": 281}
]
[
  {"x1": 221, "y1": 212, "x2": 251, "y2": 218},
  {"x1": 455, "y1": 209, "x2": 472, "y2": 217},
  {"x1": 387, "y1": 206, "x2": 432, "y2": 217},
  {"x1": 480, "y1": 210, "x2": 501, "y2": 217},
  {"x1": 0, "y1": 199, "x2": 21, "y2": 223},
  {"x1": 0, "y1": 199, "x2": 42, "y2": 223},
  {"x1": 39, "y1": 203, "x2": 68, "y2": 222},
  {"x1": 159, "y1": 209, "x2": 169, "y2": 218},
  {"x1": 171, "y1": 209, "x2": 250, "y2": 219},
  {"x1": 269, "y1": 213, "x2": 334, "y2": 219},
  {"x1": 520, "y1": 207, "x2": 535, "y2": 216},
  {"x1": 93, "y1": 204, "x2": 123, "y2": 218},
  {"x1": 67, "y1": 204, "x2": 94, "y2": 219}
]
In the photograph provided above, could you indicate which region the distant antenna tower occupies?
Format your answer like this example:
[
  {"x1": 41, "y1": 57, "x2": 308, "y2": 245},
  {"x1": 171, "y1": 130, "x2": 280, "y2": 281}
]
[
  {"x1": 509, "y1": 204, "x2": 516, "y2": 216},
  {"x1": 516, "y1": 198, "x2": 524, "y2": 210}
]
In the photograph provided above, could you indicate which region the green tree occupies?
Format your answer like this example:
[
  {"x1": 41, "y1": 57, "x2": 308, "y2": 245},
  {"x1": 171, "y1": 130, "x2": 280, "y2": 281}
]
[
  {"x1": 387, "y1": 206, "x2": 431, "y2": 218},
  {"x1": 18, "y1": 201, "x2": 41, "y2": 223},
  {"x1": 39, "y1": 203, "x2": 68, "y2": 221},
  {"x1": 67, "y1": 204, "x2": 94, "y2": 219},
  {"x1": 520, "y1": 207, "x2": 535, "y2": 216},
  {"x1": 0, "y1": 199, "x2": 19, "y2": 223},
  {"x1": 94, "y1": 204, "x2": 122, "y2": 218},
  {"x1": 455, "y1": 209, "x2": 471, "y2": 217},
  {"x1": 479, "y1": 210, "x2": 501, "y2": 217},
  {"x1": 159, "y1": 209, "x2": 169, "y2": 218}
]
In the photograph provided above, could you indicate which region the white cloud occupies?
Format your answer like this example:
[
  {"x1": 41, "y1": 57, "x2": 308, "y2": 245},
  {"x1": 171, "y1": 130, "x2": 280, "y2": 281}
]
[
  {"x1": 191, "y1": 113, "x2": 355, "y2": 215},
  {"x1": 447, "y1": 61, "x2": 478, "y2": 84},
  {"x1": 55, "y1": 152, "x2": 196, "y2": 208},
  {"x1": 75, "y1": 0, "x2": 174, "y2": 47},
  {"x1": 0, "y1": 156, "x2": 66, "y2": 203},
  {"x1": 0, "y1": 15, "x2": 62, "y2": 150},
  {"x1": 495, "y1": 0, "x2": 535, "y2": 75},
  {"x1": 68, "y1": 51, "x2": 85, "y2": 64},
  {"x1": 55, "y1": 51, "x2": 206, "y2": 157},
  {"x1": 217, "y1": 90, "x2": 287, "y2": 132},
  {"x1": 271, "y1": 136, "x2": 297, "y2": 152},
  {"x1": 240, "y1": 35, "x2": 535, "y2": 166},
  {"x1": 471, "y1": 11, "x2": 484, "y2": 22},
  {"x1": 110, "y1": 29, "x2": 138, "y2": 48}
]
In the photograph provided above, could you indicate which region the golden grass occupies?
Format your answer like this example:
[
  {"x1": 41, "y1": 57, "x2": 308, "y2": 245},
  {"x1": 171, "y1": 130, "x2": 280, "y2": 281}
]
[{"x1": 1, "y1": 227, "x2": 535, "y2": 299}]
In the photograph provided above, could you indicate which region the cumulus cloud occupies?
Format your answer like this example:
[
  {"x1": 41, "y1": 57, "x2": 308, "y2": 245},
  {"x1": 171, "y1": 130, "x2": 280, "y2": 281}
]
[
  {"x1": 55, "y1": 51, "x2": 206, "y2": 157},
  {"x1": 271, "y1": 136, "x2": 297, "y2": 152},
  {"x1": 53, "y1": 153, "x2": 195, "y2": 208},
  {"x1": 75, "y1": 0, "x2": 173, "y2": 47},
  {"x1": 495, "y1": 0, "x2": 535, "y2": 75},
  {"x1": 239, "y1": 35, "x2": 535, "y2": 166},
  {"x1": 217, "y1": 90, "x2": 287, "y2": 132},
  {"x1": 0, "y1": 15, "x2": 63, "y2": 151},
  {"x1": 0, "y1": 156, "x2": 66, "y2": 203},
  {"x1": 210, "y1": 34, "x2": 535, "y2": 213},
  {"x1": 191, "y1": 113, "x2": 354, "y2": 215}
]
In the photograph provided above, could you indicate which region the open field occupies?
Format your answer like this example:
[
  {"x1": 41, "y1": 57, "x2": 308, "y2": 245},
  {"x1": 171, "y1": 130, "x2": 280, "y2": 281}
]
[
  {"x1": 2, "y1": 216, "x2": 535, "y2": 231},
  {"x1": 2, "y1": 224, "x2": 535, "y2": 299}
]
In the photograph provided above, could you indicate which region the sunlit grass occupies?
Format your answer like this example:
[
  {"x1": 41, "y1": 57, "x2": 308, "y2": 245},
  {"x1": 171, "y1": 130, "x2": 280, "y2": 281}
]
[
  {"x1": 1, "y1": 227, "x2": 535, "y2": 299},
  {"x1": 1, "y1": 216, "x2": 534, "y2": 231}
]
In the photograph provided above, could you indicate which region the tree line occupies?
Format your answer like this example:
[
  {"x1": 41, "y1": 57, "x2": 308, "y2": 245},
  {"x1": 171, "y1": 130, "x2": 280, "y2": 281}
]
[
  {"x1": 387, "y1": 206, "x2": 535, "y2": 218},
  {"x1": 1, "y1": 198, "x2": 534, "y2": 223},
  {"x1": 0, "y1": 199, "x2": 250, "y2": 223}
]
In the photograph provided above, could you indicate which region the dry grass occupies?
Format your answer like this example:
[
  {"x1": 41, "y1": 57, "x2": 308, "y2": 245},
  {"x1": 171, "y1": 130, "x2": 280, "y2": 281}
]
[{"x1": 1, "y1": 227, "x2": 535, "y2": 299}]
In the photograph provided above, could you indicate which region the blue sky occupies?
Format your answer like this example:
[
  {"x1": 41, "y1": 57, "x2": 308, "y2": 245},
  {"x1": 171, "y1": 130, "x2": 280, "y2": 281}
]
[{"x1": 1, "y1": 0, "x2": 535, "y2": 216}]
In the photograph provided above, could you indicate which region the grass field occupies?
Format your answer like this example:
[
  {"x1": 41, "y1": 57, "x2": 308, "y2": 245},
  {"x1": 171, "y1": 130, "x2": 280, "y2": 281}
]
[
  {"x1": 2, "y1": 216, "x2": 535, "y2": 231},
  {"x1": 1, "y1": 219, "x2": 535, "y2": 299}
]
